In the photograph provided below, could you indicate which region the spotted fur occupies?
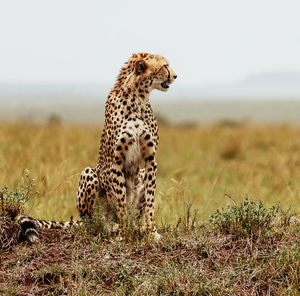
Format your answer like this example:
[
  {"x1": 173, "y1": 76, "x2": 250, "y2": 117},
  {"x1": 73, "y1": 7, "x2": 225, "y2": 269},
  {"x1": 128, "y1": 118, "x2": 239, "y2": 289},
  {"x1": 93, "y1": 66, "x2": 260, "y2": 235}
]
[{"x1": 19, "y1": 53, "x2": 177, "y2": 242}]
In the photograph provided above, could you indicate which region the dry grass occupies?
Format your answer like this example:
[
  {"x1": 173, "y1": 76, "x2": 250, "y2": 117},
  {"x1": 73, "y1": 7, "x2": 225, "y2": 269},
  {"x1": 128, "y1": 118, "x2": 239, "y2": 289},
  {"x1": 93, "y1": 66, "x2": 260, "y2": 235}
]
[
  {"x1": 1, "y1": 120, "x2": 299, "y2": 224},
  {"x1": 0, "y1": 120, "x2": 300, "y2": 295}
]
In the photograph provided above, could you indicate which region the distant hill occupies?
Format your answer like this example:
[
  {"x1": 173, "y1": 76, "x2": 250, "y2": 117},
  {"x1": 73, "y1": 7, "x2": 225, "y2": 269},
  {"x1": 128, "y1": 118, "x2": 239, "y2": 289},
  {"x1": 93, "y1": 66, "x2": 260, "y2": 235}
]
[
  {"x1": 196, "y1": 72, "x2": 300, "y2": 98},
  {"x1": 241, "y1": 72, "x2": 300, "y2": 87}
]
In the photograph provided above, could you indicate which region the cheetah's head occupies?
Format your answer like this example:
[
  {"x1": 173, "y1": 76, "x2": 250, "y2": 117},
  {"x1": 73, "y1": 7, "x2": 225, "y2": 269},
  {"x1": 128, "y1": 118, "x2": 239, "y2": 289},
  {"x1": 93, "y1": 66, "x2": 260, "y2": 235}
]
[{"x1": 132, "y1": 53, "x2": 177, "y2": 92}]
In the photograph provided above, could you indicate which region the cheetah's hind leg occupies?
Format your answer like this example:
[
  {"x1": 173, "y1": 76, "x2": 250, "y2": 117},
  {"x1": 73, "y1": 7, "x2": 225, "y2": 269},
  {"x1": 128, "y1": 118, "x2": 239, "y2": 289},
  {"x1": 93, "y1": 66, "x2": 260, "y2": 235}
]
[
  {"x1": 77, "y1": 167, "x2": 122, "y2": 238},
  {"x1": 76, "y1": 167, "x2": 100, "y2": 217}
]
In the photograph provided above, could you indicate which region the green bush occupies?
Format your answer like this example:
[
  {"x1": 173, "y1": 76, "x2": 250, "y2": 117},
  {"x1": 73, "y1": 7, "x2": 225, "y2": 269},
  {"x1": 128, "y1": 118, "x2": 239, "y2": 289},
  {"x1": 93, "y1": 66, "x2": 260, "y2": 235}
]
[
  {"x1": 0, "y1": 173, "x2": 38, "y2": 221},
  {"x1": 209, "y1": 197, "x2": 278, "y2": 239}
]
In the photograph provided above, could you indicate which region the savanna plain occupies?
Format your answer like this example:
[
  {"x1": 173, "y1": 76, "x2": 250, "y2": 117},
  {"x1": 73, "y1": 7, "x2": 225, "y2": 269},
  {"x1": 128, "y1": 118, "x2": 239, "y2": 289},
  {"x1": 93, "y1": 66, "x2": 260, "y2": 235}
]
[{"x1": 0, "y1": 119, "x2": 299, "y2": 295}]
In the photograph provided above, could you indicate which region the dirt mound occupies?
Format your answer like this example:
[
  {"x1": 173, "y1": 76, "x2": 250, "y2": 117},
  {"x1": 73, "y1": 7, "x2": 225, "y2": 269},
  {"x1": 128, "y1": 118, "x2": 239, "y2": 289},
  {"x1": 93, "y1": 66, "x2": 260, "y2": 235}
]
[{"x1": 0, "y1": 215, "x2": 21, "y2": 251}]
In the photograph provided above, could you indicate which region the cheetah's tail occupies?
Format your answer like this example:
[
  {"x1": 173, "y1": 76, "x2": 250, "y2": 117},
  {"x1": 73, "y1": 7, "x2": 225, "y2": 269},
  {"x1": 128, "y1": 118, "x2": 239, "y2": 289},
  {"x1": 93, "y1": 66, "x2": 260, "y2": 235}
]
[{"x1": 17, "y1": 215, "x2": 83, "y2": 243}]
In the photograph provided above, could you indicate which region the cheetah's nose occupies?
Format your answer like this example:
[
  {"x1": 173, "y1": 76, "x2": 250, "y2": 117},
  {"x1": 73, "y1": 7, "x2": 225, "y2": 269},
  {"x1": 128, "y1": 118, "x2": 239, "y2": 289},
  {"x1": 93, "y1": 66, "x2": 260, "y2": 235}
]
[{"x1": 173, "y1": 75, "x2": 177, "y2": 79}]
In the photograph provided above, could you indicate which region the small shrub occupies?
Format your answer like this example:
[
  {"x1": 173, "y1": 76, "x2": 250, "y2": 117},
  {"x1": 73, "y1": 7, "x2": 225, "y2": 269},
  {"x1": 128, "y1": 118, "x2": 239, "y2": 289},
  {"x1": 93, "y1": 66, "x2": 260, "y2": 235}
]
[
  {"x1": 47, "y1": 113, "x2": 62, "y2": 126},
  {"x1": 217, "y1": 119, "x2": 245, "y2": 128},
  {"x1": 0, "y1": 173, "x2": 39, "y2": 220},
  {"x1": 0, "y1": 173, "x2": 39, "y2": 251},
  {"x1": 1, "y1": 187, "x2": 28, "y2": 221},
  {"x1": 220, "y1": 140, "x2": 241, "y2": 160},
  {"x1": 209, "y1": 197, "x2": 278, "y2": 239}
]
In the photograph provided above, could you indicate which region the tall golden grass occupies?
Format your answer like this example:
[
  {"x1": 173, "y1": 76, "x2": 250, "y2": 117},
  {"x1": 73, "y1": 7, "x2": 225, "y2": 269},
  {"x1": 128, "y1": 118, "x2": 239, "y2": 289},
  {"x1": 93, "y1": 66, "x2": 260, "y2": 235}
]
[{"x1": 0, "y1": 120, "x2": 299, "y2": 224}]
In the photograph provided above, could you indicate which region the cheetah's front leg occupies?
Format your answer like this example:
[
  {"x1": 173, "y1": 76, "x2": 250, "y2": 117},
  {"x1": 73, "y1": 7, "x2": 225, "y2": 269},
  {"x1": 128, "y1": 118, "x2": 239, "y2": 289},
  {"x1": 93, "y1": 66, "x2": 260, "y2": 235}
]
[
  {"x1": 112, "y1": 143, "x2": 128, "y2": 237},
  {"x1": 141, "y1": 133, "x2": 161, "y2": 241}
]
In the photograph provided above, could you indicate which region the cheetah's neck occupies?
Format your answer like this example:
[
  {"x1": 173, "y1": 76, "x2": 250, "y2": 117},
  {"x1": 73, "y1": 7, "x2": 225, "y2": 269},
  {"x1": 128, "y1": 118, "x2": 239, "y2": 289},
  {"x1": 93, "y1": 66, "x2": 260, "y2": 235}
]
[{"x1": 107, "y1": 79, "x2": 152, "y2": 117}]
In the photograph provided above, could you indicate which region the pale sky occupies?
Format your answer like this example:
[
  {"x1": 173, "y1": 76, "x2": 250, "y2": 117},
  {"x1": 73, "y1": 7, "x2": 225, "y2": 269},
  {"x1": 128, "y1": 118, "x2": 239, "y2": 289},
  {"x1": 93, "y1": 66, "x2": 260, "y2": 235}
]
[{"x1": 1, "y1": 0, "x2": 300, "y2": 89}]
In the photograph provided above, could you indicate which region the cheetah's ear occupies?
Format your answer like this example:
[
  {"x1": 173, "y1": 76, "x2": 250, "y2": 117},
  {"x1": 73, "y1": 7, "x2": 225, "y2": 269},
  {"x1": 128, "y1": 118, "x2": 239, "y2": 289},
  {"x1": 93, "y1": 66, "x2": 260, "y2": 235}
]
[{"x1": 135, "y1": 60, "x2": 147, "y2": 75}]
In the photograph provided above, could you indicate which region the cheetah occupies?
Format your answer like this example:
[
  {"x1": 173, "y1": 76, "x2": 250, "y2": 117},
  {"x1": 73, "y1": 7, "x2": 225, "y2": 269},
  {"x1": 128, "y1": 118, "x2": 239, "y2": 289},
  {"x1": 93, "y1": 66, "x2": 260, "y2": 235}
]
[{"x1": 18, "y1": 53, "x2": 177, "y2": 242}]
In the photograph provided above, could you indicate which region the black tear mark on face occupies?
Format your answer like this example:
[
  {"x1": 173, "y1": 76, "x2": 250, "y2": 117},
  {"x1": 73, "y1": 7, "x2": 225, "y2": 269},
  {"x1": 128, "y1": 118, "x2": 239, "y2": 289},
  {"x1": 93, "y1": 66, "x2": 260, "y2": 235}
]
[{"x1": 163, "y1": 65, "x2": 170, "y2": 80}]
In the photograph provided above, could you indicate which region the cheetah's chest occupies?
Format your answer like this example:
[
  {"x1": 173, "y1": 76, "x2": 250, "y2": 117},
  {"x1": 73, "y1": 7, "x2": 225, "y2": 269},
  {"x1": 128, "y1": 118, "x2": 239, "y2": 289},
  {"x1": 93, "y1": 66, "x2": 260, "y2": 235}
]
[{"x1": 122, "y1": 119, "x2": 145, "y2": 174}]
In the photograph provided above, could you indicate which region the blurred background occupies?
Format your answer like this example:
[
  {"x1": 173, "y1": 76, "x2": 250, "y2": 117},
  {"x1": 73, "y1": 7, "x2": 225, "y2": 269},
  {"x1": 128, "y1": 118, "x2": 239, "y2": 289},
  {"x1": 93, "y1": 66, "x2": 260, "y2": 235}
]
[
  {"x1": 1, "y1": 0, "x2": 300, "y2": 221},
  {"x1": 1, "y1": 0, "x2": 300, "y2": 124}
]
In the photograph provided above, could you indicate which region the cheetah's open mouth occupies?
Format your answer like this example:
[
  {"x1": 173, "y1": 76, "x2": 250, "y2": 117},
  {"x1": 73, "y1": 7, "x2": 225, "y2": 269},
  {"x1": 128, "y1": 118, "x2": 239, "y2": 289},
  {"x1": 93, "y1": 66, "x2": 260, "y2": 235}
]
[{"x1": 161, "y1": 80, "x2": 170, "y2": 89}]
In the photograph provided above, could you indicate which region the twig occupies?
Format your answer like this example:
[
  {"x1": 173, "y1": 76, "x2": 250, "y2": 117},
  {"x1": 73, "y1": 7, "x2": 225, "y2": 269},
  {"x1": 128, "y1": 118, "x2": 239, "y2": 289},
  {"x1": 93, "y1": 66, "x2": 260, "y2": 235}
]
[{"x1": 225, "y1": 193, "x2": 236, "y2": 205}]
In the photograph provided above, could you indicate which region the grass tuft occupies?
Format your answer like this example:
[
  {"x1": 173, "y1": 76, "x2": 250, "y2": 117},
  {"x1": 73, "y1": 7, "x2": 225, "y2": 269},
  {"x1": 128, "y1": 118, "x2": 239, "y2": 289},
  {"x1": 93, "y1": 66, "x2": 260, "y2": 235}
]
[{"x1": 209, "y1": 196, "x2": 278, "y2": 239}]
